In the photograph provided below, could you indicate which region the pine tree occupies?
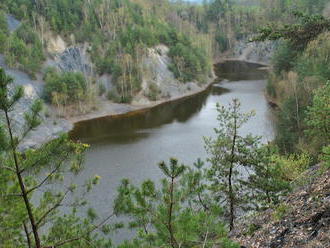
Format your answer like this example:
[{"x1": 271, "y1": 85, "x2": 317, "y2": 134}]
[
  {"x1": 115, "y1": 158, "x2": 239, "y2": 248},
  {"x1": 204, "y1": 98, "x2": 260, "y2": 231},
  {"x1": 0, "y1": 67, "x2": 111, "y2": 248}
]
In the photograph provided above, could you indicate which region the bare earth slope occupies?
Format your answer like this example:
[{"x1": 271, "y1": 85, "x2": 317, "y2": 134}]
[{"x1": 234, "y1": 169, "x2": 330, "y2": 248}]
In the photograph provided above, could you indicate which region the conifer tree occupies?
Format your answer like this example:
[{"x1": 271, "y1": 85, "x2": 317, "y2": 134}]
[
  {"x1": 204, "y1": 98, "x2": 260, "y2": 231},
  {"x1": 0, "y1": 67, "x2": 112, "y2": 248},
  {"x1": 115, "y1": 158, "x2": 239, "y2": 248}
]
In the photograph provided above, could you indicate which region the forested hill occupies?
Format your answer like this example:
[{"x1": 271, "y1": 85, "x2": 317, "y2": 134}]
[{"x1": 0, "y1": 0, "x2": 216, "y2": 107}]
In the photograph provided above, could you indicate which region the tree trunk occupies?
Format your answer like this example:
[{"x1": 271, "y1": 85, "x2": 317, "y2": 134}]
[
  {"x1": 168, "y1": 176, "x2": 178, "y2": 248},
  {"x1": 4, "y1": 111, "x2": 42, "y2": 248},
  {"x1": 228, "y1": 107, "x2": 238, "y2": 231}
]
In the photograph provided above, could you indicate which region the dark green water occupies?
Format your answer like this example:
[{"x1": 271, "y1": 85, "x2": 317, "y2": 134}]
[{"x1": 69, "y1": 60, "x2": 274, "y2": 243}]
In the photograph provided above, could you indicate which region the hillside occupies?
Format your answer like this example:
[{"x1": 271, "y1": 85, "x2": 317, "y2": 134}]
[{"x1": 234, "y1": 167, "x2": 330, "y2": 248}]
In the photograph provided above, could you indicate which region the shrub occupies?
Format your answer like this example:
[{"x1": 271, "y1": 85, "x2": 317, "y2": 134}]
[
  {"x1": 273, "y1": 153, "x2": 311, "y2": 182},
  {"x1": 44, "y1": 68, "x2": 87, "y2": 105}
]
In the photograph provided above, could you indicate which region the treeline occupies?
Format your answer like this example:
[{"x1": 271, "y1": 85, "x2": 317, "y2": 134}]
[
  {"x1": 0, "y1": 0, "x2": 214, "y2": 105},
  {"x1": 254, "y1": 10, "x2": 330, "y2": 157}
]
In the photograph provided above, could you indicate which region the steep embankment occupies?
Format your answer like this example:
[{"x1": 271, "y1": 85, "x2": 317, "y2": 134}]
[
  {"x1": 233, "y1": 168, "x2": 330, "y2": 248},
  {"x1": 233, "y1": 39, "x2": 276, "y2": 65}
]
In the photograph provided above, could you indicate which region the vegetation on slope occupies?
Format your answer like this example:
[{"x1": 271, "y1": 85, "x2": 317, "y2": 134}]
[{"x1": 0, "y1": 0, "x2": 329, "y2": 247}]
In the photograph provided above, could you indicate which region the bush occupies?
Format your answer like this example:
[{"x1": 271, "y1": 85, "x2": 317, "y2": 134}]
[
  {"x1": 44, "y1": 68, "x2": 87, "y2": 105},
  {"x1": 304, "y1": 82, "x2": 330, "y2": 149},
  {"x1": 273, "y1": 153, "x2": 311, "y2": 182},
  {"x1": 3, "y1": 25, "x2": 45, "y2": 78}
]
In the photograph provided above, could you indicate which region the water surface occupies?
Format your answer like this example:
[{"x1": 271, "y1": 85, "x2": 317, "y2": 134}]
[{"x1": 70, "y1": 61, "x2": 274, "y2": 242}]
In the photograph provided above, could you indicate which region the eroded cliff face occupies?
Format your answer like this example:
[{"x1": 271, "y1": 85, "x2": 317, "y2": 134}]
[
  {"x1": 232, "y1": 38, "x2": 277, "y2": 65},
  {"x1": 134, "y1": 45, "x2": 207, "y2": 105}
]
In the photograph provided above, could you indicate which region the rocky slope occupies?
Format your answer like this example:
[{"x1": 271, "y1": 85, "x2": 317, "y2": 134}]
[
  {"x1": 231, "y1": 38, "x2": 277, "y2": 65},
  {"x1": 1, "y1": 15, "x2": 214, "y2": 149},
  {"x1": 233, "y1": 168, "x2": 330, "y2": 248}
]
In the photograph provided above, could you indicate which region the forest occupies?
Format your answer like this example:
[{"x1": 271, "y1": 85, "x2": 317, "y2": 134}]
[{"x1": 0, "y1": 0, "x2": 329, "y2": 247}]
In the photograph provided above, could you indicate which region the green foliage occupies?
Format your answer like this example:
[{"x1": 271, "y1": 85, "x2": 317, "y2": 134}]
[
  {"x1": 2, "y1": 23, "x2": 45, "y2": 78},
  {"x1": 44, "y1": 68, "x2": 87, "y2": 105},
  {"x1": 320, "y1": 145, "x2": 330, "y2": 170},
  {"x1": 0, "y1": 10, "x2": 8, "y2": 33},
  {"x1": 247, "y1": 145, "x2": 291, "y2": 207},
  {"x1": 215, "y1": 30, "x2": 229, "y2": 52},
  {"x1": 115, "y1": 158, "x2": 239, "y2": 248},
  {"x1": 0, "y1": 68, "x2": 111, "y2": 247},
  {"x1": 275, "y1": 96, "x2": 306, "y2": 154},
  {"x1": 305, "y1": 82, "x2": 330, "y2": 148},
  {"x1": 107, "y1": 89, "x2": 122, "y2": 103},
  {"x1": 0, "y1": 11, "x2": 8, "y2": 53},
  {"x1": 204, "y1": 99, "x2": 260, "y2": 230},
  {"x1": 295, "y1": 32, "x2": 330, "y2": 82},
  {"x1": 245, "y1": 223, "x2": 261, "y2": 236},
  {"x1": 169, "y1": 42, "x2": 209, "y2": 82},
  {"x1": 271, "y1": 41, "x2": 298, "y2": 74},
  {"x1": 253, "y1": 11, "x2": 330, "y2": 51},
  {"x1": 272, "y1": 153, "x2": 311, "y2": 182}
]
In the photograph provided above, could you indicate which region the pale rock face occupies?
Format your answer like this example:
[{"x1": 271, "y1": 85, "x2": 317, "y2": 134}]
[
  {"x1": 47, "y1": 35, "x2": 67, "y2": 54},
  {"x1": 139, "y1": 44, "x2": 197, "y2": 102}
]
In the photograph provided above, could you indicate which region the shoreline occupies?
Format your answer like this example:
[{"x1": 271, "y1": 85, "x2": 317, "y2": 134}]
[
  {"x1": 21, "y1": 59, "x2": 269, "y2": 149},
  {"x1": 69, "y1": 76, "x2": 216, "y2": 127},
  {"x1": 70, "y1": 58, "x2": 270, "y2": 127}
]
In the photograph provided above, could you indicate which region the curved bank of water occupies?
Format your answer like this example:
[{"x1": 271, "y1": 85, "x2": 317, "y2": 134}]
[{"x1": 68, "y1": 61, "x2": 274, "y2": 243}]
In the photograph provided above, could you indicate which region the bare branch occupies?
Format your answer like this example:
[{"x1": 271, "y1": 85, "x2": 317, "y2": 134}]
[
  {"x1": 26, "y1": 161, "x2": 64, "y2": 195},
  {"x1": 52, "y1": 213, "x2": 115, "y2": 248}
]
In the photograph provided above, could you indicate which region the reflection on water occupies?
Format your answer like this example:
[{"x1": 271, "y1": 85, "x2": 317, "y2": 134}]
[
  {"x1": 71, "y1": 90, "x2": 210, "y2": 144},
  {"x1": 215, "y1": 60, "x2": 267, "y2": 81},
  {"x1": 69, "y1": 60, "x2": 274, "y2": 244}
]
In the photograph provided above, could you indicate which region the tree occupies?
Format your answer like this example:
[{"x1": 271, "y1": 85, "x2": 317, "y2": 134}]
[
  {"x1": 253, "y1": 11, "x2": 330, "y2": 51},
  {"x1": 115, "y1": 158, "x2": 239, "y2": 248},
  {"x1": 246, "y1": 145, "x2": 291, "y2": 208},
  {"x1": 204, "y1": 98, "x2": 260, "y2": 231},
  {"x1": 0, "y1": 67, "x2": 112, "y2": 248},
  {"x1": 305, "y1": 81, "x2": 330, "y2": 149}
]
